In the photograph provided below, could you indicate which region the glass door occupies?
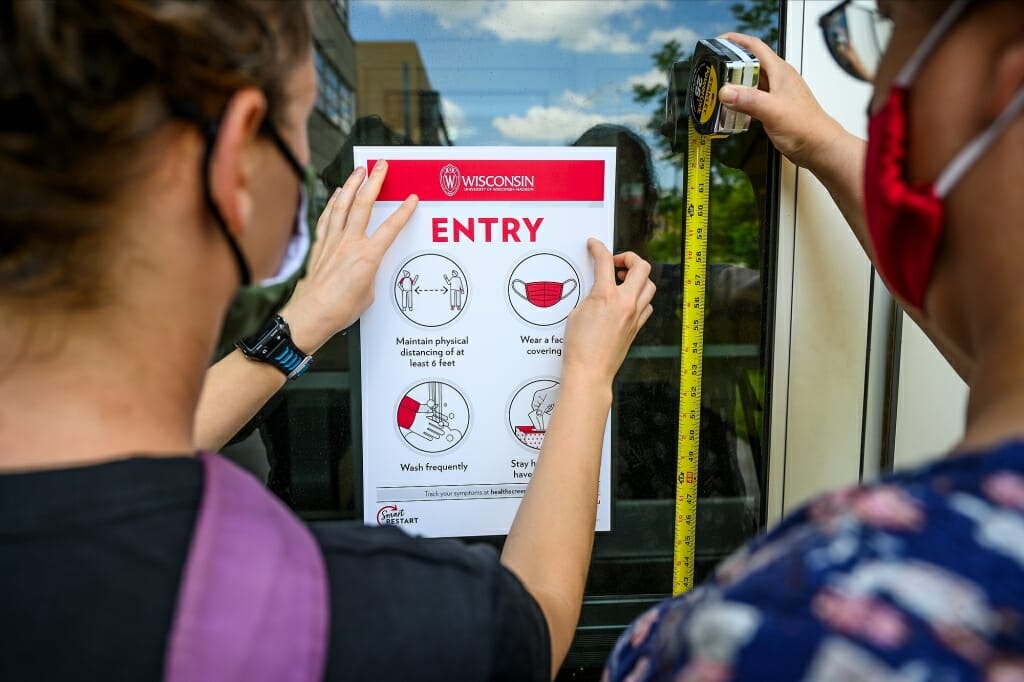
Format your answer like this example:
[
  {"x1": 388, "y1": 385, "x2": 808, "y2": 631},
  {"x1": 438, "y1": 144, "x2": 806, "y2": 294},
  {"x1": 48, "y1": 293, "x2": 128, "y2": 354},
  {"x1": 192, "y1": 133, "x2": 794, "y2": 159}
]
[{"x1": 222, "y1": 1, "x2": 782, "y2": 676}]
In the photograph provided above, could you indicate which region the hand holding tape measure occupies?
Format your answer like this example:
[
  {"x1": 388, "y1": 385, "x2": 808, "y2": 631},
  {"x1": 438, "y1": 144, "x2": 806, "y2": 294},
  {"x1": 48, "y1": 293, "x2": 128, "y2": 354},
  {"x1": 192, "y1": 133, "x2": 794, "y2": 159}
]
[{"x1": 668, "y1": 38, "x2": 759, "y2": 595}]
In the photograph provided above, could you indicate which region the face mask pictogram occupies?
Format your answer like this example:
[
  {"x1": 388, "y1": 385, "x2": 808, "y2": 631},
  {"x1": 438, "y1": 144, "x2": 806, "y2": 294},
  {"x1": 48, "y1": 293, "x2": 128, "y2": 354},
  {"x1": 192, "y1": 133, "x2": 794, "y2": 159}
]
[
  {"x1": 511, "y1": 279, "x2": 578, "y2": 308},
  {"x1": 506, "y1": 253, "x2": 582, "y2": 327}
]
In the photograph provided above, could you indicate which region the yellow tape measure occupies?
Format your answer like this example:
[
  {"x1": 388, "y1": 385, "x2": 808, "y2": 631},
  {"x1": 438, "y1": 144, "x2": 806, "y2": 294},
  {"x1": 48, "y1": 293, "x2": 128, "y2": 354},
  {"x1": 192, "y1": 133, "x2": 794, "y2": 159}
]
[
  {"x1": 672, "y1": 120, "x2": 709, "y2": 596},
  {"x1": 670, "y1": 37, "x2": 759, "y2": 596}
]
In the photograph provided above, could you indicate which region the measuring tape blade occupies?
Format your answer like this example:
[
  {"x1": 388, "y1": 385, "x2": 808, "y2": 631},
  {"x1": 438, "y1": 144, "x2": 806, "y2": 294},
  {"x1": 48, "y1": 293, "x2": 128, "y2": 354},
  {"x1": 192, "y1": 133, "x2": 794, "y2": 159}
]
[
  {"x1": 672, "y1": 120, "x2": 710, "y2": 596},
  {"x1": 671, "y1": 36, "x2": 758, "y2": 597}
]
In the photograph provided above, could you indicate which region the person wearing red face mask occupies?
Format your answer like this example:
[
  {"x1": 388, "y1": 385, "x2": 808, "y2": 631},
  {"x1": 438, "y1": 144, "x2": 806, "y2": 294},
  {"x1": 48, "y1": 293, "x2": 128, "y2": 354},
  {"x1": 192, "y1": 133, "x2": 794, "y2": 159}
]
[{"x1": 606, "y1": 1, "x2": 1024, "y2": 679}]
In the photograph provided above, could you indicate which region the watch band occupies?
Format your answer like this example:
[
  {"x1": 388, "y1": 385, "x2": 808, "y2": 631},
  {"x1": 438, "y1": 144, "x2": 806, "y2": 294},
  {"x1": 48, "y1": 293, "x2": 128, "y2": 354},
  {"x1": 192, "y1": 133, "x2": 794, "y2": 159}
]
[{"x1": 235, "y1": 315, "x2": 313, "y2": 380}]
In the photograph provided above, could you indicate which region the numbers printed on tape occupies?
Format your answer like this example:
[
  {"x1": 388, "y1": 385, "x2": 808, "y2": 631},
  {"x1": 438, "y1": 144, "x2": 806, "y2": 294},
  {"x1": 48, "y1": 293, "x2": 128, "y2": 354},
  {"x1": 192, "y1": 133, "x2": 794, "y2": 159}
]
[{"x1": 673, "y1": 120, "x2": 710, "y2": 596}]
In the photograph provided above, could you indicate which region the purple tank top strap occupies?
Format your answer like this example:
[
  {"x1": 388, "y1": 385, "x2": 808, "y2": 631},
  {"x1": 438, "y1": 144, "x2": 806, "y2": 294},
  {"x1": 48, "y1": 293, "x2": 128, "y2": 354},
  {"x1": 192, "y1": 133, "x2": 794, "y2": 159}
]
[{"x1": 164, "y1": 452, "x2": 329, "y2": 682}]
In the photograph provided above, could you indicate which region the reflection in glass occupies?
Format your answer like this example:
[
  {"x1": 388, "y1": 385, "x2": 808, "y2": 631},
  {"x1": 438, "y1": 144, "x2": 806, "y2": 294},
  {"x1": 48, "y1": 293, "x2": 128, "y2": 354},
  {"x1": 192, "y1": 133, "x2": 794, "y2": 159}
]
[{"x1": 819, "y1": 0, "x2": 893, "y2": 82}]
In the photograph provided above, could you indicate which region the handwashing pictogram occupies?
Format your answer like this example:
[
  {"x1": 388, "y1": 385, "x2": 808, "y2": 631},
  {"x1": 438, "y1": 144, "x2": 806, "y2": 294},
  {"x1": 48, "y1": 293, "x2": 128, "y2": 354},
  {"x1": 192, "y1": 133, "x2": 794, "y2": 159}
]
[{"x1": 396, "y1": 380, "x2": 471, "y2": 454}]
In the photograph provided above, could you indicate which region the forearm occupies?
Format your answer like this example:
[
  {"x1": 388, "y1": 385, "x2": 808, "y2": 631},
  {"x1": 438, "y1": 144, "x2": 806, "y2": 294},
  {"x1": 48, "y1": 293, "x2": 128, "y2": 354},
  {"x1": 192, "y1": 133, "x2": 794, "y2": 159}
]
[
  {"x1": 501, "y1": 371, "x2": 612, "y2": 679},
  {"x1": 193, "y1": 350, "x2": 285, "y2": 451},
  {"x1": 806, "y1": 124, "x2": 871, "y2": 256}
]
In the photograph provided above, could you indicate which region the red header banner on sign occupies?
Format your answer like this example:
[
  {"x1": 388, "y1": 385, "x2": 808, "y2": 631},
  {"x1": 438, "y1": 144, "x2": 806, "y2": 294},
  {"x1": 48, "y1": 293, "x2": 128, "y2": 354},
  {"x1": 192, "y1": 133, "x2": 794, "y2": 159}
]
[{"x1": 366, "y1": 159, "x2": 606, "y2": 202}]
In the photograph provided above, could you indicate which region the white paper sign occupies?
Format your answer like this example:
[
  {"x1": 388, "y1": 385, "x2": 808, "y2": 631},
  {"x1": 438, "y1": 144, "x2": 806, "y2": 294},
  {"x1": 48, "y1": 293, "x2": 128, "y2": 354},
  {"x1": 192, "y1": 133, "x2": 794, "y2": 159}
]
[{"x1": 355, "y1": 146, "x2": 616, "y2": 537}]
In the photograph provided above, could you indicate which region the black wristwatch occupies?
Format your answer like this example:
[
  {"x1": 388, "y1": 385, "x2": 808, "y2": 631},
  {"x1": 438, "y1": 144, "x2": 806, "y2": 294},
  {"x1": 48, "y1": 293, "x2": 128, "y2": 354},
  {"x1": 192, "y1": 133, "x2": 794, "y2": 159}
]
[{"x1": 236, "y1": 315, "x2": 313, "y2": 380}]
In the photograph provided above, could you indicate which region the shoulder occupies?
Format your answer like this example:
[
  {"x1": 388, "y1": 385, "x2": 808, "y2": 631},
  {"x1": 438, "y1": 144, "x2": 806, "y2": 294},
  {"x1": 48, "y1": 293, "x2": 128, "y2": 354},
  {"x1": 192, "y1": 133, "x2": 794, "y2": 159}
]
[
  {"x1": 606, "y1": 444, "x2": 1024, "y2": 681},
  {"x1": 312, "y1": 523, "x2": 550, "y2": 681}
]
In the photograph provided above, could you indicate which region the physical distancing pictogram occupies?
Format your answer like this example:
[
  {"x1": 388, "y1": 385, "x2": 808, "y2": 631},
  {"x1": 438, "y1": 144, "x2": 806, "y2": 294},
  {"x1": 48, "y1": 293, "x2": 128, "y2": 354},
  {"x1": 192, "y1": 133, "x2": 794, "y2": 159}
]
[{"x1": 673, "y1": 38, "x2": 759, "y2": 596}]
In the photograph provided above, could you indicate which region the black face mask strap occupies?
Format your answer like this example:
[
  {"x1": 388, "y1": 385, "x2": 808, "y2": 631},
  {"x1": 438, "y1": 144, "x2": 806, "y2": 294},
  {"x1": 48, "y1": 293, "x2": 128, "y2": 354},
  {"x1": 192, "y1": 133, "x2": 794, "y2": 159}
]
[
  {"x1": 262, "y1": 120, "x2": 306, "y2": 181},
  {"x1": 168, "y1": 98, "x2": 254, "y2": 288},
  {"x1": 199, "y1": 120, "x2": 253, "y2": 287}
]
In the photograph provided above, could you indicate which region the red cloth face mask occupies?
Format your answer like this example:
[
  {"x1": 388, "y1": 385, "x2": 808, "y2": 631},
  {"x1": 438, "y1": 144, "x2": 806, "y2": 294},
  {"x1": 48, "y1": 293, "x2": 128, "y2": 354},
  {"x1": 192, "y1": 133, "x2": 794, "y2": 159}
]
[
  {"x1": 864, "y1": 0, "x2": 1024, "y2": 308},
  {"x1": 512, "y1": 279, "x2": 578, "y2": 308}
]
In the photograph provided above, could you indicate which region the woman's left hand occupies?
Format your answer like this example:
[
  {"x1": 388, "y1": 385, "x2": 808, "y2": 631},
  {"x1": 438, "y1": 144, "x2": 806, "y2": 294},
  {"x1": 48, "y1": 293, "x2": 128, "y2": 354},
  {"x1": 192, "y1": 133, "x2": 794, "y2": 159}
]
[{"x1": 281, "y1": 160, "x2": 418, "y2": 353}]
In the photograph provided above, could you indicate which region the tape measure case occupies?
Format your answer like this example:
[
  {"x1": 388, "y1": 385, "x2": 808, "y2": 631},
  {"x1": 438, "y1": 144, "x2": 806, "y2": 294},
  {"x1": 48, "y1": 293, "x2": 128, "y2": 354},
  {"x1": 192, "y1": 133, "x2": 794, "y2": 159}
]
[{"x1": 687, "y1": 38, "x2": 760, "y2": 137}]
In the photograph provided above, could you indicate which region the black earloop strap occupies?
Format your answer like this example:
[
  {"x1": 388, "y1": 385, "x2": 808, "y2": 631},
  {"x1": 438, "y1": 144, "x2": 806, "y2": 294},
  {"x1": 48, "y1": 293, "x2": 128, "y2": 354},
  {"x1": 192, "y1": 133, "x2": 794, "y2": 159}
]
[{"x1": 200, "y1": 120, "x2": 253, "y2": 287}]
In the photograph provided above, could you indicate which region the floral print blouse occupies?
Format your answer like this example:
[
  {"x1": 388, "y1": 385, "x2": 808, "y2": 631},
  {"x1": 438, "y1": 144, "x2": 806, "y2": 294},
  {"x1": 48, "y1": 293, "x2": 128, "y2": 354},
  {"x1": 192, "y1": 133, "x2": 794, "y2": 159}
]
[{"x1": 605, "y1": 441, "x2": 1024, "y2": 681}]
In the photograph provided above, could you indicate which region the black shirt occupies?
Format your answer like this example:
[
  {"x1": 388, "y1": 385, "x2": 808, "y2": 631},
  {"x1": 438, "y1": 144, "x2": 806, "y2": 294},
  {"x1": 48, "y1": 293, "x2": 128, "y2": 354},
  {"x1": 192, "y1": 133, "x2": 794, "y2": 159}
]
[{"x1": 0, "y1": 456, "x2": 549, "y2": 681}]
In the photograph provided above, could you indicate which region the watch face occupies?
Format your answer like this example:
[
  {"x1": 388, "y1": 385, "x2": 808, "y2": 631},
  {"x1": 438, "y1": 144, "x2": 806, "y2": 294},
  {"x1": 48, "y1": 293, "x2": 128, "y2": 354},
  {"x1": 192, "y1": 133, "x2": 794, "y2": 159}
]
[
  {"x1": 260, "y1": 330, "x2": 284, "y2": 357},
  {"x1": 240, "y1": 317, "x2": 287, "y2": 356}
]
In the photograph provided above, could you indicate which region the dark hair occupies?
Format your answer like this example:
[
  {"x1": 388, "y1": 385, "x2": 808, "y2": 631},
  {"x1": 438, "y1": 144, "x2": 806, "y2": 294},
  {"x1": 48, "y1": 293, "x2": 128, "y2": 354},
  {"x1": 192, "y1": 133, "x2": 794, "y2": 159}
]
[
  {"x1": 573, "y1": 124, "x2": 659, "y2": 252},
  {"x1": 0, "y1": 0, "x2": 311, "y2": 308}
]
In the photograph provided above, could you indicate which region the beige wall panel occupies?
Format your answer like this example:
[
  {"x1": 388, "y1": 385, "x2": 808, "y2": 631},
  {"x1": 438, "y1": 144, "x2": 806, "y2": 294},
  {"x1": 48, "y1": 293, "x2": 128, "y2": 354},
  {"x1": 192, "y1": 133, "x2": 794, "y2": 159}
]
[{"x1": 892, "y1": 313, "x2": 968, "y2": 469}]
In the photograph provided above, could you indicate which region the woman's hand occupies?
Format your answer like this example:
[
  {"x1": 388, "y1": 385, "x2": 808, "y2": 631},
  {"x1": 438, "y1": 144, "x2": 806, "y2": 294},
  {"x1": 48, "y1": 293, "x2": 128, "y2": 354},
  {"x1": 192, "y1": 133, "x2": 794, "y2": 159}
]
[
  {"x1": 281, "y1": 160, "x2": 418, "y2": 353},
  {"x1": 561, "y1": 239, "x2": 655, "y2": 389},
  {"x1": 717, "y1": 32, "x2": 850, "y2": 174},
  {"x1": 503, "y1": 239, "x2": 653, "y2": 675}
]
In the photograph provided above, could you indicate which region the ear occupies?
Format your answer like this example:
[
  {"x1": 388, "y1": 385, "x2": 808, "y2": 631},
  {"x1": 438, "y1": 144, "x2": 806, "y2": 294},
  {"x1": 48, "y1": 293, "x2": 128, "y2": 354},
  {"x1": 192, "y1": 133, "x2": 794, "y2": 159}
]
[
  {"x1": 208, "y1": 89, "x2": 268, "y2": 240},
  {"x1": 990, "y1": 39, "x2": 1024, "y2": 121}
]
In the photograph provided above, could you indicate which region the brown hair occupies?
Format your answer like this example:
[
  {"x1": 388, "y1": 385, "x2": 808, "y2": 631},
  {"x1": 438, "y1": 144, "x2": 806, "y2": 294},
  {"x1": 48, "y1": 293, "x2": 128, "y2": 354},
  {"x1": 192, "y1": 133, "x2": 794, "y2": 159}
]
[{"x1": 0, "y1": 0, "x2": 311, "y2": 308}]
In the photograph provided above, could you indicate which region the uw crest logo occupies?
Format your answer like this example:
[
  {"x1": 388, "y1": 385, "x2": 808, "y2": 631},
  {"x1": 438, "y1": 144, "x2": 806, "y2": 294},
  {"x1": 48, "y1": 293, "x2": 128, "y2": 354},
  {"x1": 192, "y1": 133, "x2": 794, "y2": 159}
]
[{"x1": 439, "y1": 163, "x2": 461, "y2": 197}]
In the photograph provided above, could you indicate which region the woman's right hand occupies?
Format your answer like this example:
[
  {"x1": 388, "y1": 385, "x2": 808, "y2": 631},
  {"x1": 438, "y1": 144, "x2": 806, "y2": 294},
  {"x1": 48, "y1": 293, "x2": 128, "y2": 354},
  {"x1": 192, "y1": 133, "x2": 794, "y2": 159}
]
[
  {"x1": 717, "y1": 32, "x2": 851, "y2": 173},
  {"x1": 280, "y1": 161, "x2": 418, "y2": 354},
  {"x1": 562, "y1": 239, "x2": 655, "y2": 388}
]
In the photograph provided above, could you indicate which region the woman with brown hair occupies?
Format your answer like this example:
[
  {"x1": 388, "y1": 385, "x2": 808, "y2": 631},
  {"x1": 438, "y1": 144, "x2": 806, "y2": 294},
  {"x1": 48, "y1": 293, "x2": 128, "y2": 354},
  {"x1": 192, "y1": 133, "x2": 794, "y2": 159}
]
[{"x1": 0, "y1": 2, "x2": 655, "y2": 680}]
